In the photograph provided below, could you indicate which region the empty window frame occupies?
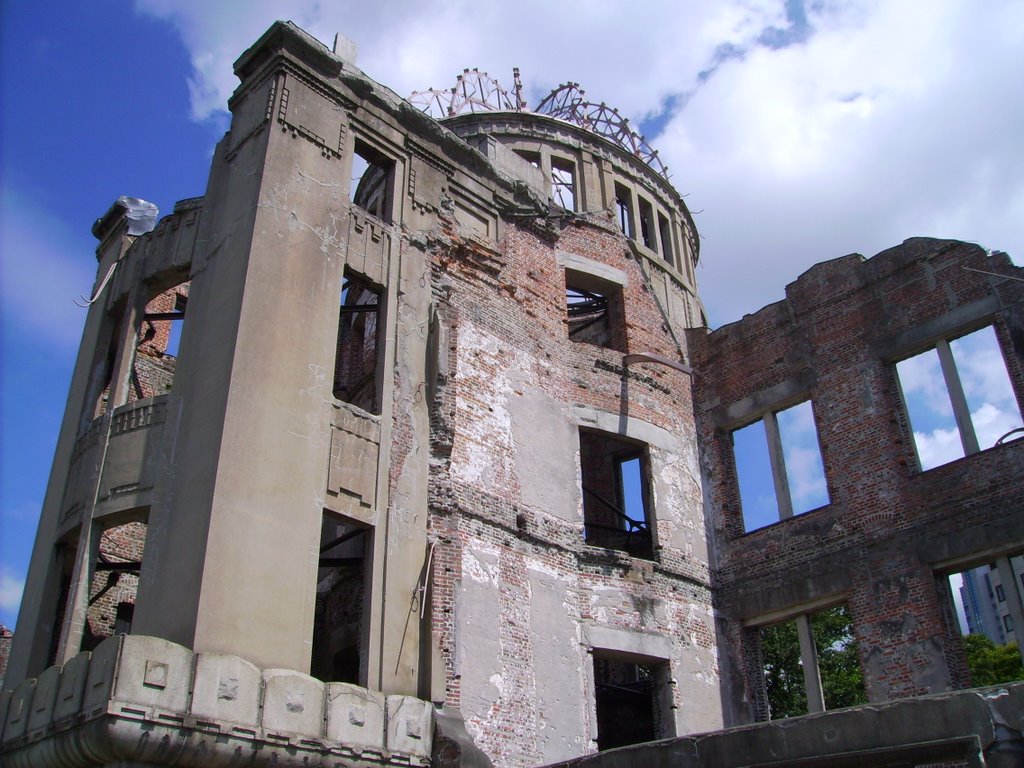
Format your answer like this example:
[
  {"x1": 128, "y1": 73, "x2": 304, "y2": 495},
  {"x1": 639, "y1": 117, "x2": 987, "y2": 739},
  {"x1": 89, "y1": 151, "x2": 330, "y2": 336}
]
[
  {"x1": 657, "y1": 213, "x2": 674, "y2": 267},
  {"x1": 565, "y1": 270, "x2": 624, "y2": 351},
  {"x1": 758, "y1": 604, "x2": 865, "y2": 720},
  {"x1": 551, "y1": 156, "x2": 576, "y2": 211},
  {"x1": 592, "y1": 652, "x2": 673, "y2": 751},
  {"x1": 513, "y1": 149, "x2": 541, "y2": 168},
  {"x1": 579, "y1": 429, "x2": 654, "y2": 559},
  {"x1": 132, "y1": 284, "x2": 188, "y2": 401},
  {"x1": 946, "y1": 565, "x2": 1004, "y2": 654},
  {"x1": 82, "y1": 520, "x2": 147, "y2": 652},
  {"x1": 310, "y1": 512, "x2": 371, "y2": 684},
  {"x1": 637, "y1": 196, "x2": 656, "y2": 252},
  {"x1": 334, "y1": 271, "x2": 382, "y2": 414},
  {"x1": 614, "y1": 182, "x2": 635, "y2": 239},
  {"x1": 350, "y1": 140, "x2": 394, "y2": 221},
  {"x1": 895, "y1": 325, "x2": 1023, "y2": 471},
  {"x1": 732, "y1": 400, "x2": 829, "y2": 533}
]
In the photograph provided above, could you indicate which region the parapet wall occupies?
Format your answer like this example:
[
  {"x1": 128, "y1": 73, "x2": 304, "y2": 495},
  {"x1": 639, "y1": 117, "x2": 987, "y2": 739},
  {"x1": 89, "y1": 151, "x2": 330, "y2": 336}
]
[
  {"x1": 0, "y1": 634, "x2": 434, "y2": 767},
  {"x1": 542, "y1": 682, "x2": 1024, "y2": 768}
]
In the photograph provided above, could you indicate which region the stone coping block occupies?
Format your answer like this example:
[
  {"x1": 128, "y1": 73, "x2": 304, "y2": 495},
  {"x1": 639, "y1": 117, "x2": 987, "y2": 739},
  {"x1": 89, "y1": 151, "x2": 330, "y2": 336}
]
[
  {"x1": 53, "y1": 651, "x2": 90, "y2": 724},
  {"x1": 25, "y1": 665, "x2": 59, "y2": 738},
  {"x1": 327, "y1": 682, "x2": 385, "y2": 750},
  {"x1": 262, "y1": 668, "x2": 326, "y2": 741},
  {"x1": 386, "y1": 694, "x2": 433, "y2": 757},
  {"x1": 0, "y1": 634, "x2": 436, "y2": 767},
  {"x1": 190, "y1": 651, "x2": 261, "y2": 731}
]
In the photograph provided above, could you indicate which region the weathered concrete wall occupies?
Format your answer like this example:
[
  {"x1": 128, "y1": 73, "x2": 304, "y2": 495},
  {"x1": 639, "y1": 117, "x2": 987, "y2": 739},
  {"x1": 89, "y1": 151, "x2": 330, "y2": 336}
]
[
  {"x1": 542, "y1": 682, "x2": 1024, "y2": 768},
  {"x1": 427, "y1": 205, "x2": 718, "y2": 766},
  {"x1": 688, "y1": 239, "x2": 1024, "y2": 724}
]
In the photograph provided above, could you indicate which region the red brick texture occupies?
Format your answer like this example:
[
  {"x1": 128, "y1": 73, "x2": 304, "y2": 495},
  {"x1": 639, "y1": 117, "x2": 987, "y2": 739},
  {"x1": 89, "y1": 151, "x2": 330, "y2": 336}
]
[
  {"x1": 422, "y1": 210, "x2": 713, "y2": 764},
  {"x1": 687, "y1": 239, "x2": 1024, "y2": 722}
]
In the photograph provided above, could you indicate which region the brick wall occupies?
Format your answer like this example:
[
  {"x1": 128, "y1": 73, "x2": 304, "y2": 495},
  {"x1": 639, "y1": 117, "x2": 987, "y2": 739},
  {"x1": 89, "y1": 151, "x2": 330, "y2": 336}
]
[
  {"x1": 83, "y1": 521, "x2": 146, "y2": 650},
  {"x1": 0, "y1": 625, "x2": 12, "y2": 688},
  {"x1": 130, "y1": 283, "x2": 188, "y2": 401},
  {"x1": 424, "y1": 210, "x2": 715, "y2": 765},
  {"x1": 688, "y1": 239, "x2": 1024, "y2": 721}
]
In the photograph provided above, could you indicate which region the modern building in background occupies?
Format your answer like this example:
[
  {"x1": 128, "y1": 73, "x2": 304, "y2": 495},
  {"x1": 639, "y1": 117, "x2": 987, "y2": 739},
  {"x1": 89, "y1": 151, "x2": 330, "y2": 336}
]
[
  {"x1": 2, "y1": 21, "x2": 1023, "y2": 768},
  {"x1": 961, "y1": 556, "x2": 1024, "y2": 645}
]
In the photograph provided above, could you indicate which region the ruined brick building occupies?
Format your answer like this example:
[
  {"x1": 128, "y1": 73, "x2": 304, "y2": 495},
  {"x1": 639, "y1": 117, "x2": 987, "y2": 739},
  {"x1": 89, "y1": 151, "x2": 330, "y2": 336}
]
[{"x1": 2, "y1": 20, "x2": 1022, "y2": 768}]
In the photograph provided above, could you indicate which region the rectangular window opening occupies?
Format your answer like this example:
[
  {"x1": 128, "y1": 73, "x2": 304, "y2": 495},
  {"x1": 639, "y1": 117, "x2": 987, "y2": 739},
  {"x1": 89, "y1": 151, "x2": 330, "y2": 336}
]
[
  {"x1": 733, "y1": 400, "x2": 830, "y2": 533},
  {"x1": 637, "y1": 197, "x2": 656, "y2": 251},
  {"x1": 551, "y1": 157, "x2": 576, "y2": 211},
  {"x1": 592, "y1": 651, "x2": 672, "y2": 751},
  {"x1": 949, "y1": 554, "x2": 1024, "y2": 657},
  {"x1": 134, "y1": 284, "x2": 189, "y2": 401},
  {"x1": 351, "y1": 140, "x2": 394, "y2": 221},
  {"x1": 88, "y1": 314, "x2": 122, "y2": 422},
  {"x1": 48, "y1": 545, "x2": 76, "y2": 666},
  {"x1": 896, "y1": 324, "x2": 1023, "y2": 471},
  {"x1": 579, "y1": 429, "x2": 653, "y2": 559},
  {"x1": 657, "y1": 213, "x2": 674, "y2": 266},
  {"x1": 311, "y1": 512, "x2": 372, "y2": 685},
  {"x1": 565, "y1": 270, "x2": 624, "y2": 351},
  {"x1": 614, "y1": 183, "x2": 634, "y2": 239},
  {"x1": 759, "y1": 604, "x2": 865, "y2": 720},
  {"x1": 334, "y1": 271, "x2": 382, "y2": 414},
  {"x1": 513, "y1": 149, "x2": 541, "y2": 168}
]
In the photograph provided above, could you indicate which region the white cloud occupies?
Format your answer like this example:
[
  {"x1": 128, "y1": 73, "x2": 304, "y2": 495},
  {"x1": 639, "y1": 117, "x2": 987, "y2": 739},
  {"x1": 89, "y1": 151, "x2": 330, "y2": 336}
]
[
  {"x1": 897, "y1": 349, "x2": 954, "y2": 419},
  {"x1": 972, "y1": 402, "x2": 1023, "y2": 451},
  {"x1": 953, "y1": 327, "x2": 1024, "y2": 416},
  {"x1": 134, "y1": 0, "x2": 1024, "y2": 326},
  {"x1": 914, "y1": 425, "x2": 964, "y2": 470},
  {"x1": 660, "y1": 0, "x2": 1024, "y2": 323},
  {"x1": 779, "y1": 401, "x2": 829, "y2": 512},
  {"x1": 0, "y1": 566, "x2": 25, "y2": 615},
  {"x1": 912, "y1": 399, "x2": 1023, "y2": 469},
  {"x1": 784, "y1": 445, "x2": 828, "y2": 511},
  {"x1": 134, "y1": 1, "x2": 788, "y2": 121}
]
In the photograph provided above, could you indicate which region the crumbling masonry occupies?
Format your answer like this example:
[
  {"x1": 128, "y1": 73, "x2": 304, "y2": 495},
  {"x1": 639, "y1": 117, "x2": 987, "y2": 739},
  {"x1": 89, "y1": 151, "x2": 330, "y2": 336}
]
[{"x1": 2, "y1": 21, "x2": 1022, "y2": 768}]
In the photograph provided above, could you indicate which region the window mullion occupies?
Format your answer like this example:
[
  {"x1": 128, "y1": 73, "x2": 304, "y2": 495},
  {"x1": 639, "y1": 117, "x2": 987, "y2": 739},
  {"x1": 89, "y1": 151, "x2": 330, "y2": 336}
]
[
  {"x1": 936, "y1": 338, "x2": 980, "y2": 455},
  {"x1": 795, "y1": 614, "x2": 825, "y2": 714},
  {"x1": 763, "y1": 412, "x2": 794, "y2": 520}
]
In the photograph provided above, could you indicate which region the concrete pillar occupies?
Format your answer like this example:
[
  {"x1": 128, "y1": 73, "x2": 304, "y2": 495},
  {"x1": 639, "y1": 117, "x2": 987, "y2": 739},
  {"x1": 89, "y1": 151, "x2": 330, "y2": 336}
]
[
  {"x1": 764, "y1": 412, "x2": 794, "y2": 519},
  {"x1": 54, "y1": 520, "x2": 101, "y2": 664},
  {"x1": 107, "y1": 287, "x2": 147, "y2": 409},
  {"x1": 936, "y1": 339, "x2": 980, "y2": 455},
  {"x1": 132, "y1": 62, "x2": 350, "y2": 672},
  {"x1": 796, "y1": 614, "x2": 825, "y2": 714}
]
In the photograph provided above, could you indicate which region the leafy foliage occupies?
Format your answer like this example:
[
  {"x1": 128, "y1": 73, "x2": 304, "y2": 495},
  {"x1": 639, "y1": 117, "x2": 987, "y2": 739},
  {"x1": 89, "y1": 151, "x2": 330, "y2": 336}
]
[
  {"x1": 760, "y1": 619, "x2": 806, "y2": 719},
  {"x1": 813, "y1": 605, "x2": 868, "y2": 711},
  {"x1": 760, "y1": 605, "x2": 867, "y2": 719},
  {"x1": 962, "y1": 634, "x2": 1024, "y2": 686}
]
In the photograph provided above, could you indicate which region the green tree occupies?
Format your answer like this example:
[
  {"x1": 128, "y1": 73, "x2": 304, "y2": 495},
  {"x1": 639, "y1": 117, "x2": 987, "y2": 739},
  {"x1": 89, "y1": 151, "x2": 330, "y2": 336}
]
[
  {"x1": 760, "y1": 619, "x2": 806, "y2": 719},
  {"x1": 760, "y1": 605, "x2": 867, "y2": 719},
  {"x1": 962, "y1": 634, "x2": 1024, "y2": 686},
  {"x1": 813, "y1": 605, "x2": 868, "y2": 711}
]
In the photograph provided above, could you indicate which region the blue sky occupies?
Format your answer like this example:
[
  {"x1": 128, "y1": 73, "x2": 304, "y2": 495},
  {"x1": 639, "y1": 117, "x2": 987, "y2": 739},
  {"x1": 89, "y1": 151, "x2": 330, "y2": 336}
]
[
  {"x1": 2, "y1": 0, "x2": 1023, "y2": 630},
  {"x1": 0, "y1": 2, "x2": 221, "y2": 627},
  {"x1": 897, "y1": 326, "x2": 1023, "y2": 470}
]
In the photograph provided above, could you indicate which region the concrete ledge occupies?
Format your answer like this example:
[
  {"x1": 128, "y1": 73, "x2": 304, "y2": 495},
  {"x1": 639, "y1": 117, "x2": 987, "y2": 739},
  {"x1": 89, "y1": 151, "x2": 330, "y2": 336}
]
[
  {"x1": 542, "y1": 683, "x2": 1024, "y2": 768},
  {"x1": 0, "y1": 635, "x2": 435, "y2": 767}
]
